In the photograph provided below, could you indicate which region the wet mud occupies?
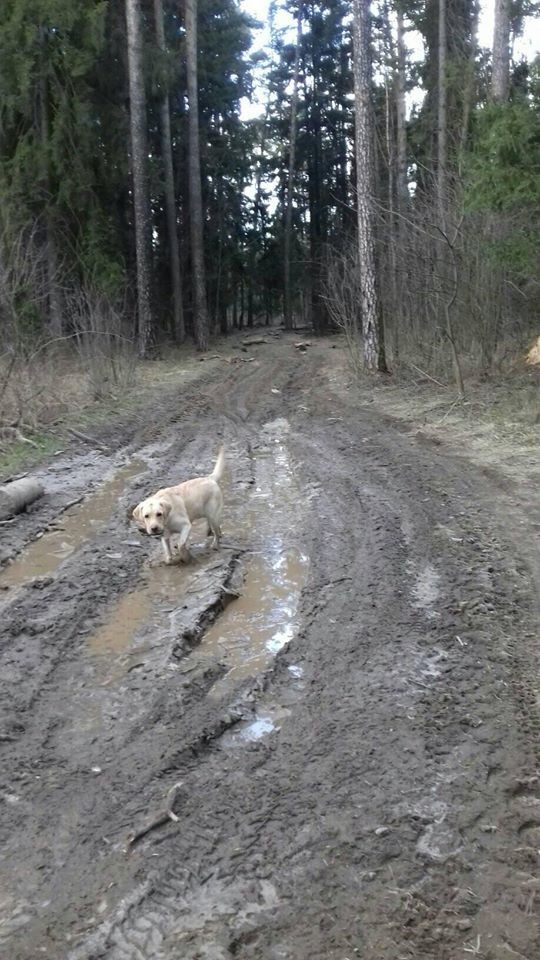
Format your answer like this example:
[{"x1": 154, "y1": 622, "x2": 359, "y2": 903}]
[{"x1": 1, "y1": 336, "x2": 539, "y2": 960}]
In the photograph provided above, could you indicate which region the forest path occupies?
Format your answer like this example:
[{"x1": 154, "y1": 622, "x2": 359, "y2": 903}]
[{"x1": 1, "y1": 335, "x2": 539, "y2": 960}]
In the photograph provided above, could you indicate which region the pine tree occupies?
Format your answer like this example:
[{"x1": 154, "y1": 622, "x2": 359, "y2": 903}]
[
  {"x1": 125, "y1": 0, "x2": 153, "y2": 356},
  {"x1": 352, "y1": 0, "x2": 386, "y2": 371},
  {"x1": 185, "y1": 0, "x2": 209, "y2": 350},
  {"x1": 153, "y1": 0, "x2": 185, "y2": 341},
  {"x1": 284, "y1": 6, "x2": 302, "y2": 330}
]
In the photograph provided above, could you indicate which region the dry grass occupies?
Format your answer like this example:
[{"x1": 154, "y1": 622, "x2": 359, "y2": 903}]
[{"x1": 326, "y1": 336, "x2": 540, "y2": 492}]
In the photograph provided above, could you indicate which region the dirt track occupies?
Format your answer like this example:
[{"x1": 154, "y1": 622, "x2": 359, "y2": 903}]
[{"x1": 1, "y1": 335, "x2": 539, "y2": 960}]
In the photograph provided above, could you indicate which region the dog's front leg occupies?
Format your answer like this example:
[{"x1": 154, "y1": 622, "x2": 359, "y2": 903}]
[{"x1": 161, "y1": 536, "x2": 173, "y2": 564}]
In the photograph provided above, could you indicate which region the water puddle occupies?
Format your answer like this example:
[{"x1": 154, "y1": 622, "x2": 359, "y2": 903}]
[
  {"x1": 87, "y1": 557, "x2": 207, "y2": 667},
  {"x1": 221, "y1": 704, "x2": 291, "y2": 747},
  {"x1": 194, "y1": 420, "x2": 309, "y2": 698},
  {"x1": 198, "y1": 548, "x2": 308, "y2": 698},
  {"x1": 0, "y1": 460, "x2": 145, "y2": 588},
  {"x1": 68, "y1": 419, "x2": 308, "y2": 711}
]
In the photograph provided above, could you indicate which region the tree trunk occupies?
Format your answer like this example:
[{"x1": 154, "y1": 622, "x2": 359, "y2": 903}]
[
  {"x1": 492, "y1": 0, "x2": 510, "y2": 103},
  {"x1": 185, "y1": 0, "x2": 209, "y2": 351},
  {"x1": 437, "y1": 0, "x2": 447, "y2": 215},
  {"x1": 395, "y1": 8, "x2": 408, "y2": 210},
  {"x1": 39, "y1": 27, "x2": 63, "y2": 338},
  {"x1": 153, "y1": 0, "x2": 185, "y2": 342},
  {"x1": 283, "y1": 7, "x2": 302, "y2": 331},
  {"x1": 352, "y1": 0, "x2": 387, "y2": 372},
  {"x1": 459, "y1": 3, "x2": 478, "y2": 158},
  {"x1": 125, "y1": 0, "x2": 153, "y2": 357}
]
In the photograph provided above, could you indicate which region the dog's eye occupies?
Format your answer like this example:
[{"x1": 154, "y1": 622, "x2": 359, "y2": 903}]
[
  {"x1": 144, "y1": 513, "x2": 150, "y2": 520},
  {"x1": 156, "y1": 511, "x2": 162, "y2": 518}
]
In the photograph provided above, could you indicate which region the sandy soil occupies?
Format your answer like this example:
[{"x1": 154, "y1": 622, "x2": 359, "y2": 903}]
[{"x1": 1, "y1": 334, "x2": 539, "y2": 960}]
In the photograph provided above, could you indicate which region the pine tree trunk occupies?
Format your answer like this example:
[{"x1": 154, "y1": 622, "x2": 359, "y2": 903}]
[
  {"x1": 492, "y1": 0, "x2": 510, "y2": 103},
  {"x1": 185, "y1": 0, "x2": 209, "y2": 351},
  {"x1": 283, "y1": 7, "x2": 302, "y2": 331},
  {"x1": 437, "y1": 0, "x2": 447, "y2": 215},
  {"x1": 125, "y1": 0, "x2": 153, "y2": 357},
  {"x1": 396, "y1": 8, "x2": 408, "y2": 210},
  {"x1": 153, "y1": 0, "x2": 185, "y2": 342},
  {"x1": 459, "y1": 4, "x2": 478, "y2": 156},
  {"x1": 352, "y1": 0, "x2": 387, "y2": 372},
  {"x1": 39, "y1": 27, "x2": 63, "y2": 338}
]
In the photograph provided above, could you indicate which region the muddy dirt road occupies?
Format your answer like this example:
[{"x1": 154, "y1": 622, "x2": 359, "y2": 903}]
[{"x1": 1, "y1": 336, "x2": 539, "y2": 960}]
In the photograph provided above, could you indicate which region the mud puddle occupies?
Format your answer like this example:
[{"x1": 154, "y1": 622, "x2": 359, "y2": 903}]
[
  {"x1": 0, "y1": 460, "x2": 145, "y2": 588},
  {"x1": 87, "y1": 557, "x2": 201, "y2": 659},
  {"x1": 221, "y1": 703, "x2": 291, "y2": 746},
  {"x1": 59, "y1": 560, "x2": 211, "y2": 751},
  {"x1": 71, "y1": 419, "x2": 308, "y2": 710},
  {"x1": 194, "y1": 419, "x2": 309, "y2": 698}
]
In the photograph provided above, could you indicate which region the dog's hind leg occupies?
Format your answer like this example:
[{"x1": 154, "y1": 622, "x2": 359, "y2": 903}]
[
  {"x1": 176, "y1": 520, "x2": 193, "y2": 562},
  {"x1": 208, "y1": 517, "x2": 222, "y2": 550}
]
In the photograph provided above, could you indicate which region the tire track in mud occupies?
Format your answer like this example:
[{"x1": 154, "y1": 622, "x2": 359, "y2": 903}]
[
  {"x1": 83, "y1": 390, "x2": 540, "y2": 960},
  {"x1": 0, "y1": 351, "x2": 318, "y2": 959},
  {"x1": 2, "y1": 339, "x2": 540, "y2": 960}
]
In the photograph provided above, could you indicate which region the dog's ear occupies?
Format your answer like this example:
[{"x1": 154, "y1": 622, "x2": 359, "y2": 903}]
[
  {"x1": 158, "y1": 498, "x2": 171, "y2": 517},
  {"x1": 131, "y1": 503, "x2": 143, "y2": 524}
]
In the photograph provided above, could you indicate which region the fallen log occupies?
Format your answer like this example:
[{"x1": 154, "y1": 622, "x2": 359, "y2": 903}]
[
  {"x1": 0, "y1": 477, "x2": 44, "y2": 521},
  {"x1": 241, "y1": 337, "x2": 268, "y2": 347}
]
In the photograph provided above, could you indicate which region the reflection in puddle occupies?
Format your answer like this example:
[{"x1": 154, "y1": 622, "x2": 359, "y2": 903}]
[
  {"x1": 199, "y1": 549, "x2": 308, "y2": 698},
  {"x1": 221, "y1": 705, "x2": 291, "y2": 746},
  {"x1": 197, "y1": 420, "x2": 309, "y2": 698},
  {"x1": 288, "y1": 664, "x2": 304, "y2": 680},
  {"x1": 0, "y1": 460, "x2": 145, "y2": 587}
]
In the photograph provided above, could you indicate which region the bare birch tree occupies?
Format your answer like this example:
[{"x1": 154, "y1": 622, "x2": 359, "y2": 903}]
[
  {"x1": 125, "y1": 0, "x2": 153, "y2": 357},
  {"x1": 492, "y1": 0, "x2": 510, "y2": 102},
  {"x1": 352, "y1": 0, "x2": 386, "y2": 371},
  {"x1": 153, "y1": 0, "x2": 185, "y2": 342},
  {"x1": 185, "y1": 0, "x2": 209, "y2": 351}
]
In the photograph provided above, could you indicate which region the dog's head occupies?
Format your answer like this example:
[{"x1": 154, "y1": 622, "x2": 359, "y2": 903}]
[{"x1": 132, "y1": 496, "x2": 171, "y2": 537}]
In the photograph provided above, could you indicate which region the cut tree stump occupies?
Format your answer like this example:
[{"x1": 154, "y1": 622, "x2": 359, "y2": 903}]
[{"x1": 0, "y1": 478, "x2": 44, "y2": 520}]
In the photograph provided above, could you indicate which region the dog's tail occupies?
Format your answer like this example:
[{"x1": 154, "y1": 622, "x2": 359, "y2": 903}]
[{"x1": 210, "y1": 445, "x2": 226, "y2": 485}]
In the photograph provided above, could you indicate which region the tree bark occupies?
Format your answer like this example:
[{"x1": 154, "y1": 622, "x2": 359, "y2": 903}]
[
  {"x1": 492, "y1": 0, "x2": 510, "y2": 103},
  {"x1": 283, "y1": 7, "x2": 302, "y2": 331},
  {"x1": 437, "y1": 0, "x2": 447, "y2": 215},
  {"x1": 459, "y1": 3, "x2": 478, "y2": 158},
  {"x1": 395, "y1": 8, "x2": 408, "y2": 210},
  {"x1": 39, "y1": 27, "x2": 63, "y2": 338},
  {"x1": 153, "y1": 0, "x2": 185, "y2": 342},
  {"x1": 352, "y1": 0, "x2": 387, "y2": 372},
  {"x1": 125, "y1": 0, "x2": 153, "y2": 357},
  {"x1": 185, "y1": 0, "x2": 209, "y2": 351}
]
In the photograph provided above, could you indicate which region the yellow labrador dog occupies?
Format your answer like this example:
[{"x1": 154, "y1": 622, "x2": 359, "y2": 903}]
[{"x1": 132, "y1": 447, "x2": 225, "y2": 564}]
